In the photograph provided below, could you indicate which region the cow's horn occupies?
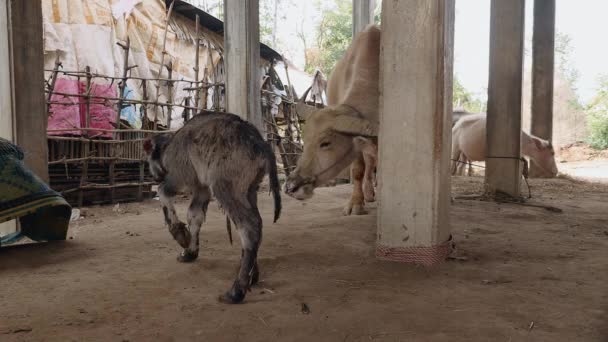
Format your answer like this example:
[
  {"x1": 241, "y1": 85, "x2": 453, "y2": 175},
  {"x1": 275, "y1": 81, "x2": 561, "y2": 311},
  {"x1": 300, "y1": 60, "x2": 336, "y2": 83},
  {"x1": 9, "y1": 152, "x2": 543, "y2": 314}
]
[{"x1": 331, "y1": 115, "x2": 379, "y2": 137}]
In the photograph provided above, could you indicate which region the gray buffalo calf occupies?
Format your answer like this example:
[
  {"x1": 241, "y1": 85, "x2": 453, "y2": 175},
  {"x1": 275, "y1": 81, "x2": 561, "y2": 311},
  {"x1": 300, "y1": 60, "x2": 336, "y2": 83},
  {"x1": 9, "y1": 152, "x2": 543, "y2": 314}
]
[{"x1": 143, "y1": 112, "x2": 281, "y2": 304}]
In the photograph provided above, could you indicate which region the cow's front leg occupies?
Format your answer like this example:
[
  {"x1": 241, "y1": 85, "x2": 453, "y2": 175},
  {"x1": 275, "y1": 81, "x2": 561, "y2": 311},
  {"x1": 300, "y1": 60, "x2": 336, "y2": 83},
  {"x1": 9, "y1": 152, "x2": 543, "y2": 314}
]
[
  {"x1": 343, "y1": 156, "x2": 367, "y2": 216},
  {"x1": 178, "y1": 185, "x2": 211, "y2": 263},
  {"x1": 362, "y1": 151, "x2": 376, "y2": 203},
  {"x1": 159, "y1": 183, "x2": 190, "y2": 249}
]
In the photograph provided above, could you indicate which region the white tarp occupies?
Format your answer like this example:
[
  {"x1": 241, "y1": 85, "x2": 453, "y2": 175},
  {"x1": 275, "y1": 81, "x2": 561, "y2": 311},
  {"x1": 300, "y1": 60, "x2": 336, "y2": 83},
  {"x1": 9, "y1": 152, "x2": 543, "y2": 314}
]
[{"x1": 43, "y1": 0, "x2": 227, "y2": 129}]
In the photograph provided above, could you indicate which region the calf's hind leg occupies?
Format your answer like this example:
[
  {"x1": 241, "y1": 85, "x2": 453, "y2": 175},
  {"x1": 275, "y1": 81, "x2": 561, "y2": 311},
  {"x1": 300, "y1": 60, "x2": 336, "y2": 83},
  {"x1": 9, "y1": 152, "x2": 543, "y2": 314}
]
[
  {"x1": 214, "y1": 181, "x2": 263, "y2": 304},
  {"x1": 177, "y1": 185, "x2": 211, "y2": 263}
]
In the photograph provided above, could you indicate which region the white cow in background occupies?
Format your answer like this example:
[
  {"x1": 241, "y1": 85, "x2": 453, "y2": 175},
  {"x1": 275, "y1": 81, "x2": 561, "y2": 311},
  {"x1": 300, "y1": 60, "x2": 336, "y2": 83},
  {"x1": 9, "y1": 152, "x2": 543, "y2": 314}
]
[{"x1": 451, "y1": 113, "x2": 558, "y2": 178}]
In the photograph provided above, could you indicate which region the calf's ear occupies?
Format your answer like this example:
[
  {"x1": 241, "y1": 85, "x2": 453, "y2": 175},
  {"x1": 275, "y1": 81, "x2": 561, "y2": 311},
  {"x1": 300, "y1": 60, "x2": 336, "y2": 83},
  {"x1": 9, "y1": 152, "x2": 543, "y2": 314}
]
[
  {"x1": 143, "y1": 137, "x2": 153, "y2": 154},
  {"x1": 331, "y1": 115, "x2": 379, "y2": 137}
]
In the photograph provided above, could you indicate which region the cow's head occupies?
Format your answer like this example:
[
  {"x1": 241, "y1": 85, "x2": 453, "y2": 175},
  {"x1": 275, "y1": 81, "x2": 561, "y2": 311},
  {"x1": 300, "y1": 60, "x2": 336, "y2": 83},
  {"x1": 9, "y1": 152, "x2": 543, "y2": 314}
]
[
  {"x1": 527, "y1": 137, "x2": 558, "y2": 178},
  {"x1": 143, "y1": 133, "x2": 173, "y2": 182},
  {"x1": 285, "y1": 105, "x2": 378, "y2": 200}
]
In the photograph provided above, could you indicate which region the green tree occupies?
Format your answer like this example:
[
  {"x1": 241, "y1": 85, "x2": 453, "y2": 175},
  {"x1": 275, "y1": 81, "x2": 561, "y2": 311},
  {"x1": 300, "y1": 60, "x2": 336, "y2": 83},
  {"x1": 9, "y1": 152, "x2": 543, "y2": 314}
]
[
  {"x1": 453, "y1": 76, "x2": 486, "y2": 113},
  {"x1": 586, "y1": 75, "x2": 608, "y2": 149},
  {"x1": 312, "y1": 0, "x2": 353, "y2": 76}
]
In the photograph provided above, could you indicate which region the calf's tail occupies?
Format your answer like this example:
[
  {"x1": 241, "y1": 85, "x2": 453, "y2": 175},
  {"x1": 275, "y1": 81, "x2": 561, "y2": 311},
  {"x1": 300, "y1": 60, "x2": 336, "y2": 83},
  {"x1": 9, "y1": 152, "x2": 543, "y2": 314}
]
[{"x1": 265, "y1": 145, "x2": 282, "y2": 223}]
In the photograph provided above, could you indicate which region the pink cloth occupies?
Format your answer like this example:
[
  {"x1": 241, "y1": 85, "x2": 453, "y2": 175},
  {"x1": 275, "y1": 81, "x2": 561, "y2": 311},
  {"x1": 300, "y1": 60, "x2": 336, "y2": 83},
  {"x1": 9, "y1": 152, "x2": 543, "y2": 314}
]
[
  {"x1": 47, "y1": 78, "x2": 118, "y2": 138},
  {"x1": 47, "y1": 79, "x2": 82, "y2": 136},
  {"x1": 80, "y1": 82, "x2": 117, "y2": 138}
]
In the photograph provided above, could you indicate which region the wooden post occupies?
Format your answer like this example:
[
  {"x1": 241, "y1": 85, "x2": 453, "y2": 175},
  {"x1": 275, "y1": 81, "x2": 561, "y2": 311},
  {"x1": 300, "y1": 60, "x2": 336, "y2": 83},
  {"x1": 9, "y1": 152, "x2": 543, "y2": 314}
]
[
  {"x1": 353, "y1": 0, "x2": 375, "y2": 35},
  {"x1": 530, "y1": 0, "x2": 556, "y2": 177},
  {"x1": 137, "y1": 161, "x2": 144, "y2": 201},
  {"x1": 117, "y1": 37, "x2": 131, "y2": 127},
  {"x1": 46, "y1": 53, "x2": 62, "y2": 117},
  {"x1": 154, "y1": 1, "x2": 175, "y2": 130},
  {"x1": 9, "y1": 0, "x2": 49, "y2": 181},
  {"x1": 141, "y1": 80, "x2": 149, "y2": 128},
  {"x1": 193, "y1": 14, "x2": 201, "y2": 112},
  {"x1": 79, "y1": 66, "x2": 93, "y2": 207},
  {"x1": 223, "y1": 0, "x2": 262, "y2": 131},
  {"x1": 485, "y1": 0, "x2": 525, "y2": 197},
  {"x1": 376, "y1": 0, "x2": 454, "y2": 266},
  {"x1": 109, "y1": 156, "x2": 116, "y2": 204},
  {"x1": 166, "y1": 61, "x2": 174, "y2": 129}
]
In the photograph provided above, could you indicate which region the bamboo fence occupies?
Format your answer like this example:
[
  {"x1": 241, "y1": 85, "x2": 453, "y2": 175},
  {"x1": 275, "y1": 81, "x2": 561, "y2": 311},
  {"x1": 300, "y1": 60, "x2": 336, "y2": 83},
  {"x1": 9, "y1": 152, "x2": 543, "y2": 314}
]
[{"x1": 44, "y1": 19, "x2": 306, "y2": 206}]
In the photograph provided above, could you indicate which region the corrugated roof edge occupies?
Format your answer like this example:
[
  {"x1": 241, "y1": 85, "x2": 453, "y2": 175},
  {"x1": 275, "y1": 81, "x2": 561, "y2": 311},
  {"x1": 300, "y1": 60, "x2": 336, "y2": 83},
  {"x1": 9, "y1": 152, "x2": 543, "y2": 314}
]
[{"x1": 167, "y1": 0, "x2": 283, "y2": 62}]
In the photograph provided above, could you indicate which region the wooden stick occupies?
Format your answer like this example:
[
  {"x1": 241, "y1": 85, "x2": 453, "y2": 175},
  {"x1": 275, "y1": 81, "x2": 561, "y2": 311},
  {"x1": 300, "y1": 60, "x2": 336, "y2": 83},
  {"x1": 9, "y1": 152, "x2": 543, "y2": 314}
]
[
  {"x1": 46, "y1": 52, "x2": 62, "y2": 116},
  {"x1": 194, "y1": 14, "x2": 201, "y2": 111},
  {"x1": 137, "y1": 161, "x2": 145, "y2": 201},
  {"x1": 117, "y1": 37, "x2": 131, "y2": 133},
  {"x1": 62, "y1": 182, "x2": 156, "y2": 195},
  {"x1": 205, "y1": 39, "x2": 220, "y2": 111},
  {"x1": 154, "y1": 0, "x2": 175, "y2": 130},
  {"x1": 47, "y1": 136, "x2": 147, "y2": 143},
  {"x1": 48, "y1": 127, "x2": 175, "y2": 134},
  {"x1": 166, "y1": 61, "x2": 174, "y2": 129},
  {"x1": 109, "y1": 153, "x2": 116, "y2": 204},
  {"x1": 78, "y1": 66, "x2": 93, "y2": 207},
  {"x1": 49, "y1": 156, "x2": 145, "y2": 165},
  {"x1": 142, "y1": 79, "x2": 149, "y2": 128}
]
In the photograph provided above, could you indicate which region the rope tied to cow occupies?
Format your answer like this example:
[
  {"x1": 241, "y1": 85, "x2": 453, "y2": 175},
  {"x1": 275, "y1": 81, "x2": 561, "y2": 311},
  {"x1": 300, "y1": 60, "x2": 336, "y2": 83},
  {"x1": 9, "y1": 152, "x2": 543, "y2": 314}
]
[{"x1": 451, "y1": 156, "x2": 532, "y2": 199}]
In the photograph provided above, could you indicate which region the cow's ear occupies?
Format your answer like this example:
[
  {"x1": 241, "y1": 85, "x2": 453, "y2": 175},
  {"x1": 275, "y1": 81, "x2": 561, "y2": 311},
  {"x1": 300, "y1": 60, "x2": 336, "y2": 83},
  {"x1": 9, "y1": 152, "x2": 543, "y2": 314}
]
[
  {"x1": 532, "y1": 137, "x2": 544, "y2": 150},
  {"x1": 331, "y1": 115, "x2": 378, "y2": 137},
  {"x1": 143, "y1": 137, "x2": 153, "y2": 154}
]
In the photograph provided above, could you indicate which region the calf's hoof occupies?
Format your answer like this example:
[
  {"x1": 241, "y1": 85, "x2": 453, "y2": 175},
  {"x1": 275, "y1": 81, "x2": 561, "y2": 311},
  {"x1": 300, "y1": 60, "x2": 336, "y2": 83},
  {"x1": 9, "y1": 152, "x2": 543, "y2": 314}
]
[
  {"x1": 177, "y1": 249, "x2": 198, "y2": 263},
  {"x1": 364, "y1": 193, "x2": 376, "y2": 203},
  {"x1": 219, "y1": 281, "x2": 246, "y2": 304},
  {"x1": 170, "y1": 222, "x2": 191, "y2": 249}
]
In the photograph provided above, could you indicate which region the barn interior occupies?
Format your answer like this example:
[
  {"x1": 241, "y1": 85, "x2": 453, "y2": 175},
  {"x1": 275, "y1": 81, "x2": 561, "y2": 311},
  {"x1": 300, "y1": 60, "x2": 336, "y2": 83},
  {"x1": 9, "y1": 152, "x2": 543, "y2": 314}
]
[{"x1": 1, "y1": 1, "x2": 606, "y2": 341}]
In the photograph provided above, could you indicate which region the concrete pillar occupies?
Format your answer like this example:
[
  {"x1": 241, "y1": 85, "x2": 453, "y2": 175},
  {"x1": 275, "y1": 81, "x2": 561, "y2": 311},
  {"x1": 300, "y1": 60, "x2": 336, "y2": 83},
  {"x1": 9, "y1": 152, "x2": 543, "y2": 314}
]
[
  {"x1": 9, "y1": 0, "x2": 48, "y2": 181},
  {"x1": 1, "y1": 0, "x2": 16, "y2": 237},
  {"x1": 530, "y1": 0, "x2": 556, "y2": 177},
  {"x1": 353, "y1": 0, "x2": 375, "y2": 35},
  {"x1": 223, "y1": 0, "x2": 262, "y2": 132},
  {"x1": 485, "y1": 0, "x2": 525, "y2": 197},
  {"x1": 376, "y1": 0, "x2": 454, "y2": 266}
]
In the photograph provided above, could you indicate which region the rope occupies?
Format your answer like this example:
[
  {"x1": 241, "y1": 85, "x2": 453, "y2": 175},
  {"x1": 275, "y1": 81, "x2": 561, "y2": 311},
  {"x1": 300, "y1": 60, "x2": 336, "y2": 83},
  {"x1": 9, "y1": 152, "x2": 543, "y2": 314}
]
[
  {"x1": 451, "y1": 156, "x2": 532, "y2": 198},
  {"x1": 376, "y1": 235, "x2": 454, "y2": 267}
]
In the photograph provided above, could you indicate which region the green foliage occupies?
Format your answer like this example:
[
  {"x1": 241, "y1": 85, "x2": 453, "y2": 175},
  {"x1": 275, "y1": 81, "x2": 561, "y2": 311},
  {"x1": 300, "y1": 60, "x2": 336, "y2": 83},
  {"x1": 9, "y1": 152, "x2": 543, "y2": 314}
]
[
  {"x1": 453, "y1": 76, "x2": 486, "y2": 113},
  {"x1": 555, "y1": 33, "x2": 580, "y2": 89},
  {"x1": 313, "y1": 0, "x2": 353, "y2": 76},
  {"x1": 586, "y1": 76, "x2": 608, "y2": 150}
]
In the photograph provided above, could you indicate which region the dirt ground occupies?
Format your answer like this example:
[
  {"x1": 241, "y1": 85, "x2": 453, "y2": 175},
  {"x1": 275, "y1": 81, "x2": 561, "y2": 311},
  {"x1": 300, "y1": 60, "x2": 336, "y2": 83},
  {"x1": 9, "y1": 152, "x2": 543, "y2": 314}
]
[{"x1": 1, "y1": 176, "x2": 607, "y2": 342}]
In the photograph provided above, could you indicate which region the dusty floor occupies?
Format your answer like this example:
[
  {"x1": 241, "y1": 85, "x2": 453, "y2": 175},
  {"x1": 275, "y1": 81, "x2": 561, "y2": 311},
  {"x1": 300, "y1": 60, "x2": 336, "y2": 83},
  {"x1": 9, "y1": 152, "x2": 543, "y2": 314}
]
[{"x1": 1, "y1": 177, "x2": 607, "y2": 342}]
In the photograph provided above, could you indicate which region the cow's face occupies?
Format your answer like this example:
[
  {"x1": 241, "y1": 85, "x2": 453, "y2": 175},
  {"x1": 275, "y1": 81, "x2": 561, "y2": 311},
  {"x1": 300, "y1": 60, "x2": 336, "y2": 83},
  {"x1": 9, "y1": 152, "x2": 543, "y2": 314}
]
[
  {"x1": 285, "y1": 106, "x2": 377, "y2": 200},
  {"x1": 143, "y1": 134, "x2": 173, "y2": 182},
  {"x1": 528, "y1": 138, "x2": 558, "y2": 178}
]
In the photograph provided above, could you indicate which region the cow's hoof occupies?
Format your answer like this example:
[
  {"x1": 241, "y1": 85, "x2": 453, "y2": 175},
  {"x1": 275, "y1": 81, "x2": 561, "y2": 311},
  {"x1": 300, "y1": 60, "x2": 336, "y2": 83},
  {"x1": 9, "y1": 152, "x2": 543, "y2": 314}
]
[
  {"x1": 343, "y1": 204, "x2": 367, "y2": 216},
  {"x1": 364, "y1": 194, "x2": 376, "y2": 203},
  {"x1": 177, "y1": 250, "x2": 198, "y2": 263},
  {"x1": 342, "y1": 205, "x2": 353, "y2": 216},
  {"x1": 351, "y1": 205, "x2": 367, "y2": 215},
  {"x1": 219, "y1": 281, "x2": 246, "y2": 304}
]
